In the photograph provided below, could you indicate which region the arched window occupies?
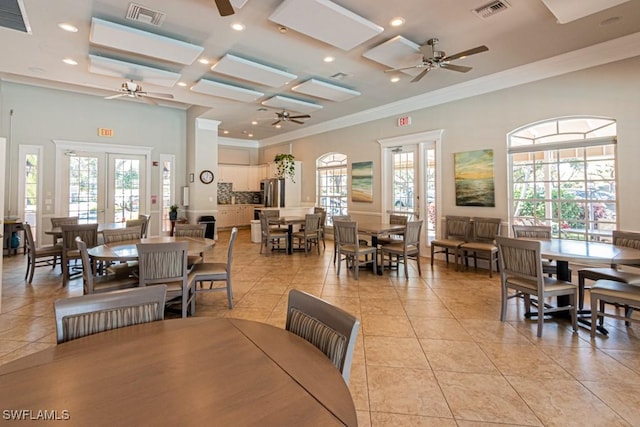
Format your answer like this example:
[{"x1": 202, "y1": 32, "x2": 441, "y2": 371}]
[
  {"x1": 316, "y1": 153, "x2": 348, "y2": 226},
  {"x1": 508, "y1": 116, "x2": 617, "y2": 241}
]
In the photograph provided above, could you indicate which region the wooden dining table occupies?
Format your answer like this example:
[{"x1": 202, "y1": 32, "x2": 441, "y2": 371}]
[
  {"x1": 357, "y1": 222, "x2": 407, "y2": 274},
  {"x1": 532, "y1": 238, "x2": 640, "y2": 334},
  {"x1": 0, "y1": 318, "x2": 357, "y2": 426},
  {"x1": 269, "y1": 216, "x2": 306, "y2": 254},
  {"x1": 45, "y1": 222, "x2": 128, "y2": 238},
  {"x1": 87, "y1": 235, "x2": 216, "y2": 263}
]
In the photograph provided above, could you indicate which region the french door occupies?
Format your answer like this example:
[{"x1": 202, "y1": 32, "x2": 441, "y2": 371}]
[{"x1": 55, "y1": 141, "x2": 150, "y2": 224}]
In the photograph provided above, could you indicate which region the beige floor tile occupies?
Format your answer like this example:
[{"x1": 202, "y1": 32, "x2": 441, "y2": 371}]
[
  {"x1": 349, "y1": 363, "x2": 370, "y2": 411},
  {"x1": 367, "y1": 366, "x2": 451, "y2": 418},
  {"x1": 543, "y1": 346, "x2": 640, "y2": 384},
  {"x1": 361, "y1": 314, "x2": 415, "y2": 338},
  {"x1": 360, "y1": 297, "x2": 406, "y2": 316},
  {"x1": 364, "y1": 336, "x2": 430, "y2": 369},
  {"x1": 369, "y1": 412, "x2": 456, "y2": 426},
  {"x1": 410, "y1": 317, "x2": 473, "y2": 341},
  {"x1": 402, "y1": 300, "x2": 453, "y2": 319},
  {"x1": 478, "y1": 342, "x2": 572, "y2": 379},
  {"x1": 581, "y1": 380, "x2": 640, "y2": 426},
  {"x1": 508, "y1": 376, "x2": 629, "y2": 426},
  {"x1": 435, "y1": 371, "x2": 542, "y2": 426},
  {"x1": 419, "y1": 339, "x2": 499, "y2": 374}
]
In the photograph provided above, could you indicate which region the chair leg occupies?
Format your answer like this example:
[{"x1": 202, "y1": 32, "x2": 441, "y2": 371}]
[
  {"x1": 591, "y1": 293, "x2": 599, "y2": 338},
  {"x1": 578, "y1": 275, "x2": 586, "y2": 310},
  {"x1": 336, "y1": 249, "x2": 342, "y2": 276},
  {"x1": 537, "y1": 301, "x2": 544, "y2": 337}
]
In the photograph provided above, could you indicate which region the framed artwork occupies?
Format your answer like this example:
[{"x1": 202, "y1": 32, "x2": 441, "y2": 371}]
[
  {"x1": 351, "y1": 161, "x2": 373, "y2": 203},
  {"x1": 454, "y1": 149, "x2": 495, "y2": 207}
]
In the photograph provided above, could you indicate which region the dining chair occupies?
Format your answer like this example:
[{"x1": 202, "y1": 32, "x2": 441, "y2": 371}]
[
  {"x1": 188, "y1": 227, "x2": 237, "y2": 310},
  {"x1": 590, "y1": 279, "x2": 640, "y2": 338},
  {"x1": 496, "y1": 236, "x2": 578, "y2": 337},
  {"x1": 23, "y1": 223, "x2": 63, "y2": 284},
  {"x1": 262, "y1": 210, "x2": 284, "y2": 231},
  {"x1": 54, "y1": 285, "x2": 167, "y2": 344},
  {"x1": 61, "y1": 223, "x2": 99, "y2": 286},
  {"x1": 331, "y1": 215, "x2": 351, "y2": 264},
  {"x1": 174, "y1": 223, "x2": 207, "y2": 265},
  {"x1": 292, "y1": 213, "x2": 322, "y2": 255},
  {"x1": 315, "y1": 207, "x2": 327, "y2": 249},
  {"x1": 100, "y1": 225, "x2": 143, "y2": 276},
  {"x1": 136, "y1": 241, "x2": 193, "y2": 318},
  {"x1": 334, "y1": 220, "x2": 377, "y2": 280},
  {"x1": 138, "y1": 214, "x2": 151, "y2": 238},
  {"x1": 125, "y1": 218, "x2": 147, "y2": 238},
  {"x1": 460, "y1": 217, "x2": 502, "y2": 278},
  {"x1": 259, "y1": 213, "x2": 288, "y2": 256},
  {"x1": 376, "y1": 214, "x2": 408, "y2": 246},
  {"x1": 512, "y1": 224, "x2": 566, "y2": 279},
  {"x1": 50, "y1": 216, "x2": 78, "y2": 245},
  {"x1": 380, "y1": 220, "x2": 422, "y2": 279},
  {"x1": 578, "y1": 230, "x2": 640, "y2": 310},
  {"x1": 75, "y1": 237, "x2": 139, "y2": 295},
  {"x1": 286, "y1": 289, "x2": 360, "y2": 384},
  {"x1": 430, "y1": 215, "x2": 470, "y2": 271}
]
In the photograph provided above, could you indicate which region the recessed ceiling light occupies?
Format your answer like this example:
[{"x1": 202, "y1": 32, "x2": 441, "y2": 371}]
[
  {"x1": 275, "y1": 124, "x2": 281, "y2": 129},
  {"x1": 251, "y1": 120, "x2": 258, "y2": 125},
  {"x1": 247, "y1": 133, "x2": 254, "y2": 137},
  {"x1": 390, "y1": 17, "x2": 405, "y2": 27},
  {"x1": 390, "y1": 76, "x2": 400, "y2": 83},
  {"x1": 177, "y1": 82, "x2": 187, "y2": 87},
  {"x1": 323, "y1": 56, "x2": 335, "y2": 63},
  {"x1": 58, "y1": 23, "x2": 78, "y2": 33},
  {"x1": 62, "y1": 58, "x2": 78, "y2": 65},
  {"x1": 198, "y1": 58, "x2": 210, "y2": 65},
  {"x1": 231, "y1": 22, "x2": 245, "y2": 31},
  {"x1": 600, "y1": 16, "x2": 622, "y2": 26},
  {"x1": 223, "y1": 130, "x2": 230, "y2": 134}
]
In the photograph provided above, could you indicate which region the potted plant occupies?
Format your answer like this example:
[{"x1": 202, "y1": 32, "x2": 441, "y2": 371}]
[
  {"x1": 169, "y1": 204, "x2": 178, "y2": 220},
  {"x1": 274, "y1": 153, "x2": 296, "y2": 183}
]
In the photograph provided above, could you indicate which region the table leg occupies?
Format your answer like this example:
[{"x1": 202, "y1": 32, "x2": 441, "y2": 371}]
[{"x1": 287, "y1": 224, "x2": 293, "y2": 255}]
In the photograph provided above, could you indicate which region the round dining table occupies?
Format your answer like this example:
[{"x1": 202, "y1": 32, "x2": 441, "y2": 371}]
[
  {"x1": 0, "y1": 317, "x2": 357, "y2": 426},
  {"x1": 87, "y1": 235, "x2": 216, "y2": 263}
]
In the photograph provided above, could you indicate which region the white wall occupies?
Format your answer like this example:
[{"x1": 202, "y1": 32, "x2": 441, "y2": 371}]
[{"x1": 268, "y1": 56, "x2": 640, "y2": 231}]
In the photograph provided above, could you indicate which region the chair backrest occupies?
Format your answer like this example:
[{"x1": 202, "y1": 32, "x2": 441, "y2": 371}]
[
  {"x1": 303, "y1": 213, "x2": 322, "y2": 234},
  {"x1": 496, "y1": 236, "x2": 544, "y2": 289},
  {"x1": 226, "y1": 227, "x2": 238, "y2": 272},
  {"x1": 332, "y1": 215, "x2": 351, "y2": 222},
  {"x1": 54, "y1": 285, "x2": 167, "y2": 344},
  {"x1": 314, "y1": 208, "x2": 327, "y2": 228},
  {"x1": 174, "y1": 223, "x2": 206, "y2": 238},
  {"x1": 389, "y1": 214, "x2": 409, "y2": 225},
  {"x1": 138, "y1": 214, "x2": 151, "y2": 238},
  {"x1": 262, "y1": 210, "x2": 280, "y2": 219},
  {"x1": 51, "y1": 216, "x2": 78, "y2": 228},
  {"x1": 23, "y1": 223, "x2": 37, "y2": 253},
  {"x1": 125, "y1": 218, "x2": 146, "y2": 237},
  {"x1": 613, "y1": 230, "x2": 640, "y2": 250},
  {"x1": 286, "y1": 290, "x2": 360, "y2": 383},
  {"x1": 512, "y1": 225, "x2": 552, "y2": 239},
  {"x1": 136, "y1": 241, "x2": 189, "y2": 286},
  {"x1": 470, "y1": 217, "x2": 502, "y2": 243},
  {"x1": 75, "y1": 237, "x2": 96, "y2": 294},
  {"x1": 404, "y1": 221, "x2": 423, "y2": 248},
  {"x1": 102, "y1": 226, "x2": 142, "y2": 244},
  {"x1": 61, "y1": 223, "x2": 99, "y2": 250},
  {"x1": 444, "y1": 216, "x2": 470, "y2": 240},
  {"x1": 334, "y1": 221, "x2": 359, "y2": 249}
]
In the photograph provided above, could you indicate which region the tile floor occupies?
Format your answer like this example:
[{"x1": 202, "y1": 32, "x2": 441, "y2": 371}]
[{"x1": 2, "y1": 228, "x2": 640, "y2": 426}]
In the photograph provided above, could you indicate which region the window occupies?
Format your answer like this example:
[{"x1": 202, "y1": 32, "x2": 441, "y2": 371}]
[
  {"x1": 18, "y1": 145, "x2": 41, "y2": 239},
  {"x1": 160, "y1": 154, "x2": 175, "y2": 233},
  {"x1": 317, "y1": 153, "x2": 347, "y2": 226},
  {"x1": 509, "y1": 117, "x2": 617, "y2": 241}
]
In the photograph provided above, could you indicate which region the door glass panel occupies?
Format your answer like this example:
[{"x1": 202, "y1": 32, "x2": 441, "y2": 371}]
[
  {"x1": 392, "y1": 150, "x2": 415, "y2": 214},
  {"x1": 112, "y1": 157, "x2": 141, "y2": 222},
  {"x1": 68, "y1": 156, "x2": 99, "y2": 223}
]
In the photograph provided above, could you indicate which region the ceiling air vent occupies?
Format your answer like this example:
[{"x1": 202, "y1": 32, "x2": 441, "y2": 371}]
[
  {"x1": 126, "y1": 2, "x2": 166, "y2": 26},
  {"x1": 0, "y1": 0, "x2": 31, "y2": 33},
  {"x1": 330, "y1": 72, "x2": 348, "y2": 81},
  {"x1": 473, "y1": 0, "x2": 510, "y2": 19}
]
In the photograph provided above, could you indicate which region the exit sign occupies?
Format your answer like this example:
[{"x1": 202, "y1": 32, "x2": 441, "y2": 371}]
[
  {"x1": 98, "y1": 128, "x2": 114, "y2": 137},
  {"x1": 397, "y1": 116, "x2": 411, "y2": 127}
]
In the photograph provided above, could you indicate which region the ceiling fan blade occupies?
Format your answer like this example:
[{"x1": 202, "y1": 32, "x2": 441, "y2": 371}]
[
  {"x1": 411, "y1": 67, "x2": 430, "y2": 83},
  {"x1": 443, "y1": 45, "x2": 488, "y2": 62},
  {"x1": 272, "y1": 119, "x2": 282, "y2": 126},
  {"x1": 385, "y1": 64, "x2": 420, "y2": 73},
  {"x1": 441, "y1": 63, "x2": 472, "y2": 73},
  {"x1": 289, "y1": 114, "x2": 310, "y2": 119},
  {"x1": 214, "y1": 0, "x2": 234, "y2": 16},
  {"x1": 105, "y1": 93, "x2": 127, "y2": 100},
  {"x1": 290, "y1": 119, "x2": 305, "y2": 124},
  {"x1": 145, "y1": 92, "x2": 174, "y2": 99}
]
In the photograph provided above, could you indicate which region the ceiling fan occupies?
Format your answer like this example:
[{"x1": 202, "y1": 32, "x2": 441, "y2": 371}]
[
  {"x1": 214, "y1": 0, "x2": 234, "y2": 16},
  {"x1": 272, "y1": 110, "x2": 311, "y2": 126},
  {"x1": 385, "y1": 38, "x2": 488, "y2": 83},
  {"x1": 104, "y1": 80, "x2": 174, "y2": 104}
]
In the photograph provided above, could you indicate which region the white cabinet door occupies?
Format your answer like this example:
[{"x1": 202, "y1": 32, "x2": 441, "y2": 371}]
[
  {"x1": 247, "y1": 167, "x2": 260, "y2": 191},
  {"x1": 218, "y1": 165, "x2": 233, "y2": 183}
]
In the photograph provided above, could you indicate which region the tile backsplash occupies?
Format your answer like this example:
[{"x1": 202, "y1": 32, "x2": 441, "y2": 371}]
[{"x1": 217, "y1": 183, "x2": 262, "y2": 204}]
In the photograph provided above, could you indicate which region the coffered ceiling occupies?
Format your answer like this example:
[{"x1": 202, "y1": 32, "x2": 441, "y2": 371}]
[{"x1": 1, "y1": 0, "x2": 639, "y2": 144}]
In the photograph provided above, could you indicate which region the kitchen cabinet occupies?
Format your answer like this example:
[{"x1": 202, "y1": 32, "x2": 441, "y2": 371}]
[
  {"x1": 217, "y1": 205, "x2": 256, "y2": 229},
  {"x1": 218, "y1": 164, "x2": 268, "y2": 191}
]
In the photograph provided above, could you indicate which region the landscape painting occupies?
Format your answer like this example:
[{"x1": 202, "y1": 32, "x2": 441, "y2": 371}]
[
  {"x1": 351, "y1": 161, "x2": 373, "y2": 203},
  {"x1": 454, "y1": 149, "x2": 495, "y2": 207}
]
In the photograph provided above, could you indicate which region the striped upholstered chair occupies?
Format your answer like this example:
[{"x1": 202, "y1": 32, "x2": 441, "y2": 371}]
[
  {"x1": 285, "y1": 290, "x2": 360, "y2": 384},
  {"x1": 496, "y1": 236, "x2": 577, "y2": 337},
  {"x1": 54, "y1": 285, "x2": 167, "y2": 344}
]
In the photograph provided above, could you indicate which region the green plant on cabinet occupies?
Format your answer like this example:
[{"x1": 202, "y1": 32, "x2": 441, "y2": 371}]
[{"x1": 274, "y1": 154, "x2": 296, "y2": 183}]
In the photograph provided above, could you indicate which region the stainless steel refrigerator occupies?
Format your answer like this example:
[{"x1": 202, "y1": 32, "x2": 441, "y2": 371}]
[{"x1": 261, "y1": 178, "x2": 285, "y2": 207}]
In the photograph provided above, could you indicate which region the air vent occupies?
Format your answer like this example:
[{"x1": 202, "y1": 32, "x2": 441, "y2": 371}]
[
  {"x1": 126, "y1": 2, "x2": 166, "y2": 26},
  {"x1": 0, "y1": 0, "x2": 31, "y2": 33},
  {"x1": 330, "y1": 72, "x2": 348, "y2": 81},
  {"x1": 473, "y1": 0, "x2": 510, "y2": 19}
]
